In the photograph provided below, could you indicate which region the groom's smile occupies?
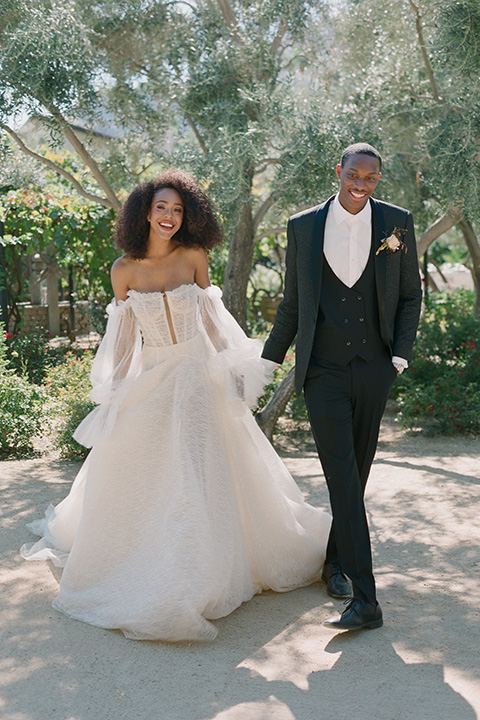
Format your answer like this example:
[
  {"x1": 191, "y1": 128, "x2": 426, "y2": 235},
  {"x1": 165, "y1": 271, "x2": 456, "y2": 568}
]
[{"x1": 336, "y1": 153, "x2": 381, "y2": 215}]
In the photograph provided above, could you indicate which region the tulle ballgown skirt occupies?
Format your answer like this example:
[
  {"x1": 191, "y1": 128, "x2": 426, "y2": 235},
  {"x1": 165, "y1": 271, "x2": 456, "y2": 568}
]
[{"x1": 22, "y1": 333, "x2": 331, "y2": 641}]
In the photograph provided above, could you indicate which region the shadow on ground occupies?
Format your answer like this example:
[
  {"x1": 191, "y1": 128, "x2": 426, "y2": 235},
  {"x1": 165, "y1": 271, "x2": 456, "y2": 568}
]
[{"x1": 1, "y1": 428, "x2": 479, "y2": 720}]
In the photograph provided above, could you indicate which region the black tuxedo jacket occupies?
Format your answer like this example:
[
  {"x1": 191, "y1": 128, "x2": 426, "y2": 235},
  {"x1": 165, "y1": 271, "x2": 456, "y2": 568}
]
[{"x1": 262, "y1": 196, "x2": 423, "y2": 394}]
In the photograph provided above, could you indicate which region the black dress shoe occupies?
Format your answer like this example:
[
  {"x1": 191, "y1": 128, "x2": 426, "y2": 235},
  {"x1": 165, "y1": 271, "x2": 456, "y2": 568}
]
[
  {"x1": 323, "y1": 597, "x2": 383, "y2": 630},
  {"x1": 321, "y1": 562, "x2": 352, "y2": 599}
]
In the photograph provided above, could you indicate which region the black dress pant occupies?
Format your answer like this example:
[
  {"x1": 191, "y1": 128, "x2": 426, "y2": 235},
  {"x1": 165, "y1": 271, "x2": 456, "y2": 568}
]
[{"x1": 304, "y1": 350, "x2": 396, "y2": 603}]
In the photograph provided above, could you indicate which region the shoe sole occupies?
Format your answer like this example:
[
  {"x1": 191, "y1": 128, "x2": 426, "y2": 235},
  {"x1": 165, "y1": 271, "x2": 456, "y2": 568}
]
[
  {"x1": 326, "y1": 591, "x2": 351, "y2": 599},
  {"x1": 323, "y1": 617, "x2": 383, "y2": 630}
]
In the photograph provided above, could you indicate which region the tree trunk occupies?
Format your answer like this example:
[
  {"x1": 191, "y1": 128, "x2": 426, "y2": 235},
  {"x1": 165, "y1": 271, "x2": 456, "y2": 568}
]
[
  {"x1": 458, "y1": 219, "x2": 480, "y2": 313},
  {"x1": 255, "y1": 367, "x2": 295, "y2": 441},
  {"x1": 222, "y1": 165, "x2": 254, "y2": 331}
]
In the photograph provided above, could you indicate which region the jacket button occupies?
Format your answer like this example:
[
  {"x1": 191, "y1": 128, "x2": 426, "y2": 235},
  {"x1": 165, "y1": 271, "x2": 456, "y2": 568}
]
[
  {"x1": 362, "y1": 339, "x2": 367, "y2": 344},
  {"x1": 357, "y1": 295, "x2": 362, "y2": 301},
  {"x1": 346, "y1": 341, "x2": 352, "y2": 346},
  {"x1": 341, "y1": 297, "x2": 346, "y2": 302},
  {"x1": 344, "y1": 319, "x2": 349, "y2": 323},
  {"x1": 359, "y1": 317, "x2": 365, "y2": 322}
]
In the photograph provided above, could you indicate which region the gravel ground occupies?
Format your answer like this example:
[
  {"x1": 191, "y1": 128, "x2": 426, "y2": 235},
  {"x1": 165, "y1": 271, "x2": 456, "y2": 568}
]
[{"x1": 1, "y1": 419, "x2": 479, "y2": 720}]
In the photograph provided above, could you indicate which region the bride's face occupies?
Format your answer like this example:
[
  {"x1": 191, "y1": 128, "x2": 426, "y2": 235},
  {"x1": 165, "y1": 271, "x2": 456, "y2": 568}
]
[{"x1": 147, "y1": 188, "x2": 184, "y2": 240}]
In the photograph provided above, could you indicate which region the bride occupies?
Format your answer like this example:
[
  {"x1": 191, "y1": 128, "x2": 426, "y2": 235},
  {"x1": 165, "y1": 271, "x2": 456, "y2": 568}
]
[{"x1": 21, "y1": 169, "x2": 331, "y2": 641}]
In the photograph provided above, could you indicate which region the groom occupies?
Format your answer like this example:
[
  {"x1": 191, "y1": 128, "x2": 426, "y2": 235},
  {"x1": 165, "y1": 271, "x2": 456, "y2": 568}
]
[{"x1": 262, "y1": 143, "x2": 422, "y2": 630}]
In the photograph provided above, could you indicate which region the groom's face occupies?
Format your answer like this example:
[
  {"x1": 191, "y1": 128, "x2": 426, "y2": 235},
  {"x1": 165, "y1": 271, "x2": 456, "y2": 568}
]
[{"x1": 336, "y1": 154, "x2": 381, "y2": 215}]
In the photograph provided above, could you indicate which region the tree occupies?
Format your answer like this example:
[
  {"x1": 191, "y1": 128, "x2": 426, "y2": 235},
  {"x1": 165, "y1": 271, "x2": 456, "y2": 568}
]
[
  {"x1": 0, "y1": 0, "x2": 335, "y2": 330},
  {"x1": 320, "y1": 0, "x2": 480, "y2": 296}
]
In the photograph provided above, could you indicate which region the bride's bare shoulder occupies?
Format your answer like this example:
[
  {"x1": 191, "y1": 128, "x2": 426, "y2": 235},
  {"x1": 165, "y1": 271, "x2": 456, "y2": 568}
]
[{"x1": 111, "y1": 255, "x2": 138, "y2": 300}]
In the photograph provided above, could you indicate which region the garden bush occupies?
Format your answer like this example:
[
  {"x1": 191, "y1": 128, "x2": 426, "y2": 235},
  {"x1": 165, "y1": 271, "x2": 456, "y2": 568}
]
[
  {"x1": 0, "y1": 372, "x2": 45, "y2": 456},
  {"x1": 394, "y1": 290, "x2": 480, "y2": 435},
  {"x1": 5, "y1": 330, "x2": 71, "y2": 384},
  {"x1": 0, "y1": 328, "x2": 45, "y2": 455},
  {"x1": 43, "y1": 350, "x2": 96, "y2": 458}
]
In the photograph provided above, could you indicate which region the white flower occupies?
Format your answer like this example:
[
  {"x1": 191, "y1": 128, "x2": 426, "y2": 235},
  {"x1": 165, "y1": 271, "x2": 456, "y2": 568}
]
[
  {"x1": 376, "y1": 228, "x2": 407, "y2": 256},
  {"x1": 386, "y1": 234, "x2": 401, "y2": 251}
]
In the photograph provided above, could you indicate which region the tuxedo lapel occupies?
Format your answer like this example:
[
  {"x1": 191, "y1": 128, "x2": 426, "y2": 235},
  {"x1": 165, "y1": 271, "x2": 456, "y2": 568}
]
[
  {"x1": 372, "y1": 198, "x2": 387, "y2": 321},
  {"x1": 310, "y1": 197, "x2": 333, "y2": 313}
]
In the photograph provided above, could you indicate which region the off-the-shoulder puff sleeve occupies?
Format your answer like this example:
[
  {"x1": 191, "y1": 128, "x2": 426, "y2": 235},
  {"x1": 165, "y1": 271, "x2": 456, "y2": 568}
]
[
  {"x1": 73, "y1": 299, "x2": 142, "y2": 448},
  {"x1": 197, "y1": 285, "x2": 274, "y2": 409}
]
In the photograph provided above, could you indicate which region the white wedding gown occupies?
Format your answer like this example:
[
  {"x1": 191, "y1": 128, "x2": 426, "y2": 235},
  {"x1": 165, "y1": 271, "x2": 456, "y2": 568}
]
[{"x1": 21, "y1": 284, "x2": 331, "y2": 641}]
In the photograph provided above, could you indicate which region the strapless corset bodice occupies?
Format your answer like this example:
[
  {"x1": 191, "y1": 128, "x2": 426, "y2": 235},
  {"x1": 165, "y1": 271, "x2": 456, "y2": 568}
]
[{"x1": 127, "y1": 284, "x2": 200, "y2": 347}]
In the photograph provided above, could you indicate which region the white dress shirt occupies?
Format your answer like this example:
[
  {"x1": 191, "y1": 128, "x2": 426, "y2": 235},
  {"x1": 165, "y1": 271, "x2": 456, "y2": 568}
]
[
  {"x1": 323, "y1": 194, "x2": 407, "y2": 370},
  {"x1": 324, "y1": 194, "x2": 372, "y2": 288}
]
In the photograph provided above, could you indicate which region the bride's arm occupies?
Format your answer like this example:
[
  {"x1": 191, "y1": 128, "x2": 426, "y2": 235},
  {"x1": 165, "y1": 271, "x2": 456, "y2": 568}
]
[{"x1": 195, "y1": 249, "x2": 230, "y2": 353}]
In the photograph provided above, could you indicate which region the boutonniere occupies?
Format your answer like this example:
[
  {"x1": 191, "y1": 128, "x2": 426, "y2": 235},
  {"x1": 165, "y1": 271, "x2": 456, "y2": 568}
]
[{"x1": 376, "y1": 227, "x2": 407, "y2": 256}]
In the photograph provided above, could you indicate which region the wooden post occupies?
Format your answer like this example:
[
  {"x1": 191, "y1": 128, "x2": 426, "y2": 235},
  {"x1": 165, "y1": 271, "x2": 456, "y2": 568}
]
[
  {"x1": 423, "y1": 248, "x2": 429, "y2": 310},
  {"x1": 44, "y1": 244, "x2": 60, "y2": 336},
  {"x1": 68, "y1": 264, "x2": 75, "y2": 332},
  {"x1": 0, "y1": 221, "x2": 7, "y2": 327}
]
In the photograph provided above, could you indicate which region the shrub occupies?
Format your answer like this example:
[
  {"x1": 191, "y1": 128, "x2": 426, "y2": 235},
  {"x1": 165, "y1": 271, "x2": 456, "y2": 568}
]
[
  {"x1": 0, "y1": 372, "x2": 45, "y2": 455},
  {"x1": 44, "y1": 350, "x2": 96, "y2": 458},
  {"x1": 394, "y1": 290, "x2": 480, "y2": 435},
  {"x1": 0, "y1": 328, "x2": 45, "y2": 455},
  {"x1": 5, "y1": 331, "x2": 70, "y2": 384}
]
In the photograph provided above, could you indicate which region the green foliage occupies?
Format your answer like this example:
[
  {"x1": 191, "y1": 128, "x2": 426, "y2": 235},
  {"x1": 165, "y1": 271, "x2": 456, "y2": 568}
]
[
  {"x1": 44, "y1": 349, "x2": 95, "y2": 458},
  {"x1": 0, "y1": 1, "x2": 98, "y2": 119},
  {"x1": 0, "y1": 323, "x2": 45, "y2": 455},
  {"x1": 1, "y1": 182, "x2": 117, "y2": 296},
  {"x1": 0, "y1": 179, "x2": 117, "y2": 328},
  {"x1": 4, "y1": 330, "x2": 69, "y2": 383},
  {"x1": 0, "y1": 372, "x2": 44, "y2": 455},
  {"x1": 394, "y1": 291, "x2": 480, "y2": 435}
]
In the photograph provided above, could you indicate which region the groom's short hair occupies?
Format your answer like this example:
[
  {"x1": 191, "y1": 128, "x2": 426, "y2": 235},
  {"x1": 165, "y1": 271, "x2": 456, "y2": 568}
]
[{"x1": 341, "y1": 143, "x2": 382, "y2": 170}]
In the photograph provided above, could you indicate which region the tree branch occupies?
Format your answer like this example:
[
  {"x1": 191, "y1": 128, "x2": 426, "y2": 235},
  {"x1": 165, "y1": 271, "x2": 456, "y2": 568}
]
[
  {"x1": 0, "y1": 123, "x2": 116, "y2": 209},
  {"x1": 252, "y1": 192, "x2": 278, "y2": 234},
  {"x1": 416, "y1": 209, "x2": 462, "y2": 257},
  {"x1": 458, "y1": 218, "x2": 480, "y2": 312},
  {"x1": 45, "y1": 105, "x2": 121, "y2": 210},
  {"x1": 408, "y1": 0, "x2": 440, "y2": 102},
  {"x1": 184, "y1": 112, "x2": 209, "y2": 155},
  {"x1": 254, "y1": 227, "x2": 285, "y2": 242},
  {"x1": 255, "y1": 157, "x2": 282, "y2": 173},
  {"x1": 270, "y1": 20, "x2": 288, "y2": 56},
  {"x1": 213, "y1": 0, "x2": 237, "y2": 28}
]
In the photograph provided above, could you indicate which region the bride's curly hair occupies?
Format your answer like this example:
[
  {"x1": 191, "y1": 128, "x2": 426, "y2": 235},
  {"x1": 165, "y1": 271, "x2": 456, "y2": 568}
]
[{"x1": 115, "y1": 169, "x2": 224, "y2": 259}]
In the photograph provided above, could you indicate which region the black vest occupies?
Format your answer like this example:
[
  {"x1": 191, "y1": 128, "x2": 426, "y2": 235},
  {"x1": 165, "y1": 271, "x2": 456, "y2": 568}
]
[{"x1": 311, "y1": 242, "x2": 386, "y2": 365}]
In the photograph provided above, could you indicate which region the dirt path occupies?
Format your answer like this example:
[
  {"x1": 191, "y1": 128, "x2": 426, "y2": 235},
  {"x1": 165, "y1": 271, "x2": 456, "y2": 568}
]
[{"x1": 1, "y1": 423, "x2": 479, "y2": 720}]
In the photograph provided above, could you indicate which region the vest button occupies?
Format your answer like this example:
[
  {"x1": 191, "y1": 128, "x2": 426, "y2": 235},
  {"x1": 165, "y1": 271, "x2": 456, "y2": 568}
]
[
  {"x1": 357, "y1": 295, "x2": 362, "y2": 301},
  {"x1": 344, "y1": 319, "x2": 349, "y2": 323},
  {"x1": 362, "y1": 339, "x2": 367, "y2": 343},
  {"x1": 359, "y1": 317, "x2": 365, "y2": 322},
  {"x1": 341, "y1": 297, "x2": 346, "y2": 302},
  {"x1": 346, "y1": 341, "x2": 352, "y2": 346}
]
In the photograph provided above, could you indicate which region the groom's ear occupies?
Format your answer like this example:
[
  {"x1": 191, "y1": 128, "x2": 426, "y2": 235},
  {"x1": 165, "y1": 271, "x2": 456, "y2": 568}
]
[{"x1": 336, "y1": 164, "x2": 342, "y2": 180}]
